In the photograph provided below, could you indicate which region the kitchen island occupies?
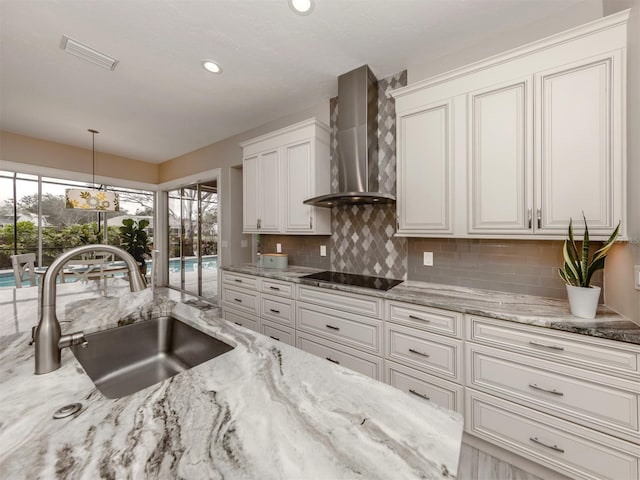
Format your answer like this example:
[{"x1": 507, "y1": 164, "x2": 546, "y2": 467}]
[{"x1": 0, "y1": 280, "x2": 463, "y2": 479}]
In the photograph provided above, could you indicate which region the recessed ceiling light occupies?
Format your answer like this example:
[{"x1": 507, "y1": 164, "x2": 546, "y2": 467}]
[
  {"x1": 289, "y1": 0, "x2": 314, "y2": 15},
  {"x1": 202, "y1": 60, "x2": 222, "y2": 74}
]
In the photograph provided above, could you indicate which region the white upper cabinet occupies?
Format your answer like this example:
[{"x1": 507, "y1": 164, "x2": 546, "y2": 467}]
[
  {"x1": 391, "y1": 11, "x2": 628, "y2": 240},
  {"x1": 241, "y1": 118, "x2": 331, "y2": 235},
  {"x1": 536, "y1": 52, "x2": 623, "y2": 236},
  {"x1": 468, "y1": 78, "x2": 533, "y2": 234},
  {"x1": 242, "y1": 149, "x2": 280, "y2": 233},
  {"x1": 397, "y1": 100, "x2": 453, "y2": 234}
]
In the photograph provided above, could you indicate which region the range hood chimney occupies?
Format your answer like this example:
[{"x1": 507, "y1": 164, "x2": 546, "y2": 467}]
[{"x1": 304, "y1": 65, "x2": 395, "y2": 208}]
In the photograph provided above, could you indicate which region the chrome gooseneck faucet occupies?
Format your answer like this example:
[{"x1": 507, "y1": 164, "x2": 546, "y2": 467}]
[{"x1": 34, "y1": 244, "x2": 147, "y2": 375}]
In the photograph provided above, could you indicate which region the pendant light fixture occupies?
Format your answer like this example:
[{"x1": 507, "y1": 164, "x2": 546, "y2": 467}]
[{"x1": 65, "y1": 129, "x2": 120, "y2": 211}]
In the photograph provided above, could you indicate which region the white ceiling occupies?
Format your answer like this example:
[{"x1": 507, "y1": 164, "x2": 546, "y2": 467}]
[{"x1": 0, "y1": 0, "x2": 589, "y2": 164}]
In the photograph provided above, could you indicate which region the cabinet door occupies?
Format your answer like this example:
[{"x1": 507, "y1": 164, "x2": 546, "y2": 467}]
[
  {"x1": 257, "y1": 149, "x2": 280, "y2": 232},
  {"x1": 468, "y1": 78, "x2": 533, "y2": 233},
  {"x1": 283, "y1": 140, "x2": 313, "y2": 232},
  {"x1": 397, "y1": 99, "x2": 453, "y2": 234},
  {"x1": 535, "y1": 52, "x2": 623, "y2": 235},
  {"x1": 242, "y1": 155, "x2": 258, "y2": 232}
]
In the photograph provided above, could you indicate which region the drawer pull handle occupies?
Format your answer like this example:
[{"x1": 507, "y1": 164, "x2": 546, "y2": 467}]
[
  {"x1": 269, "y1": 336, "x2": 280, "y2": 341},
  {"x1": 408, "y1": 348, "x2": 429, "y2": 357},
  {"x1": 234, "y1": 322, "x2": 242, "y2": 326},
  {"x1": 408, "y1": 314, "x2": 430, "y2": 323},
  {"x1": 269, "y1": 286, "x2": 281, "y2": 291},
  {"x1": 270, "y1": 309, "x2": 281, "y2": 314},
  {"x1": 529, "y1": 436, "x2": 565, "y2": 453},
  {"x1": 326, "y1": 357, "x2": 340, "y2": 364},
  {"x1": 529, "y1": 340, "x2": 564, "y2": 351},
  {"x1": 528, "y1": 383, "x2": 564, "y2": 396},
  {"x1": 326, "y1": 325, "x2": 340, "y2": 331},
  {"x1": 234, "y1": 298, "x2": 242, "y2": 303},
  {"x1": 409, "y1": 389, "x2": 430, "y2": 400},
  {"x1": 234, "y1": 279, "x2": 242, "y2": 283}
]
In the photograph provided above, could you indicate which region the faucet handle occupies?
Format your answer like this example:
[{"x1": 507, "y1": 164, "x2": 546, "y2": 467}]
[{"x1": 58, "y1": 331, "x2": 88, "y2": 349}]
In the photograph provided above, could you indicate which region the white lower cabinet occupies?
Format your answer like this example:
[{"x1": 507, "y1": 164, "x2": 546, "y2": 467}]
[
  {"x1": 296, "y1": 331, "x2": 383, "y2": 380},
  {"x1": 295, "y1": 284, "x2": 385, "y2": 380},
  {"x1": 222, "y1": 308, "x2": 260, "y2": 333},
  {"x1": 466, "y1": 389, "x2": 639, "y2": 480},
  {"x1": 223, "y1": 270, "x2": 640, "y2": 480},
  {"x1": 466, "y1": 342, "x2": 639, "y2": 442},
  {"x1": 386, "y1": 360, "x2": 463, "y2": 413},
  {"x1": 385, "y1": 322, "x2": 462, "y2": 383},
  {"x1": 221, "y1": 272, "x2": 262, "y2": 333},
  {"x1": 262, "y1": 320, "x2": 295, "y2": 347},
  {"x1": 466, "y1": 315, "x2": 640, "y2": 479},
  {"x1": 383, "y1": 299, "x2": 465, "y2": 415}
]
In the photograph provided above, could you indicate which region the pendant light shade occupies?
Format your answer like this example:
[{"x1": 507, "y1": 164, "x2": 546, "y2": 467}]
[
  {"x1": 65, "y1": 188, "x2": 119, "y2": 211},
  {"x1": 66, "y1": 129, "x2": 120, "y2": 212}
]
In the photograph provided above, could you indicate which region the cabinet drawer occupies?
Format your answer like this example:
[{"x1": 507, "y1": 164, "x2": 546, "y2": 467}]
[
  {"x1": 223, "y1": 308, "x2": 260, "y2": 333},
  {"x1": 223, "y1": 271, "x2": 260, "y2": 290},
  {"x1": 261, "y1": 278, "x2": 294, "y2": 298},
  {"x1": 262, "y1": 320, "x2": 295, "y2": 347},
  {"x1": 387, "y1": 301, "x2": 462, "y2": 337},
  {"x1": 221, "y1": 285, "x2": 260, "y2": 315},
  {"x1": 296, "y1": 302, "x2": 383, "y2": 355},
  {"x1": 467, "y1": 315, "x2": 640, "y2": 378},
  {"x1": 296, "y1": 285, "x2": 383, "y2": 318},
  {"x1": 296, "y1": 332, "x2": 383, "y2": 380},
  {"x1": 467, "y1": 343, "x2": 639, "y2": 441},
  {"x1": 386, "y1": 360, "x2": 463, "y2": 413},
  {"x1": 385, "y1": 323, "x2": 463, "y2": 382},
  {"x1": 261, "y1": 294, "x2": 295, "y2": 327},
  {"x1": 466, "y1": 389, "x2": 640, "y2": 480}
]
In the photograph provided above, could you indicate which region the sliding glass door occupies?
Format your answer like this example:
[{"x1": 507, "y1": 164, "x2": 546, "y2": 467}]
[{"x1": 167, "y1": 181, "x2": 218, "y2": 301}]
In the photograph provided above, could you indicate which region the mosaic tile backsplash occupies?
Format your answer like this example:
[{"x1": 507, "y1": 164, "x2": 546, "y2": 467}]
[{"x1": 329, "y1": 71, "x2": 408, "y2": 280}]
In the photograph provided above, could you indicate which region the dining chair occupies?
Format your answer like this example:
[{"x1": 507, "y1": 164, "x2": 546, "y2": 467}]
[
  {"x1": 11, "y1": 253, "x2": 37, "y2": 288},
  {"x1": 64, "y1": 258, "x2": 107, "y2": 291}
]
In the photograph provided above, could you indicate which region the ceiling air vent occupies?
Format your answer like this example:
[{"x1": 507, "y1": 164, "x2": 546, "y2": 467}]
[{"x1": 60, "y1": 35, "x2": 119, "y2": 71}]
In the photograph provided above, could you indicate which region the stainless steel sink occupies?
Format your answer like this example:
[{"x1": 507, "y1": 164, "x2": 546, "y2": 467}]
[{"x1": 71, "y1": 316, "x2": 234, "y2": 399}]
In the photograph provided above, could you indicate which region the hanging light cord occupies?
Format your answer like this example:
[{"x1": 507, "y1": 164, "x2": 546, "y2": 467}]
[{"x1": 89, "y1": 128, "x2": 98, "y2": 188}]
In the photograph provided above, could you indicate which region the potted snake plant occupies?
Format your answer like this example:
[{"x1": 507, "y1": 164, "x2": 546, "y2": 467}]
[{"x1": 558, "y1": 214, "x2": 620, "y2": 319}]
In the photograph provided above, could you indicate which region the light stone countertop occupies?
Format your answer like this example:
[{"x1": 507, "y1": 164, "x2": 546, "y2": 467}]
[
  {"x1": 223, "y1": 264, "x2": 640, "y2": 345},
  {"x1": 0, "y1": 279, "x2": 463, "y2": 479}
]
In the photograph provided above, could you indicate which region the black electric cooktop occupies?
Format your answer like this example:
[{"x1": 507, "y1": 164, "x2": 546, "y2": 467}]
[{"x1": 300, "y1": 271, "x2": 403, "y2": 291}]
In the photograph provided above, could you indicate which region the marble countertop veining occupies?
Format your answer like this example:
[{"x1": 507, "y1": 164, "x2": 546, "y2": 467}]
[
  {"x1": 0, "y1": 280, "x2": 463, "y2": 479},
  {"x1": 223, "y1": 264, "x2": 640, "y2": 346}
]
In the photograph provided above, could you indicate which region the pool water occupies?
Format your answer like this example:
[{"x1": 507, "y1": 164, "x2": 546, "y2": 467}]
[{"x1": 0, "y1": 255, "x2": 218, "y2": 288}]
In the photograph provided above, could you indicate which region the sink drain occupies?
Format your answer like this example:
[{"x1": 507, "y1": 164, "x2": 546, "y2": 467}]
[{"x1": 53, "y1": 403, "x2": 82, "y2": 419}]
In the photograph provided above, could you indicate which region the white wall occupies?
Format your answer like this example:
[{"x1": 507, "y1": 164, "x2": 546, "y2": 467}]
[
  {"x1": 409, "y1": 1, "x2": 602, "y2": 83},
  {"x1": 219, "y1": 166, "x2": 252, "y2": 268}
]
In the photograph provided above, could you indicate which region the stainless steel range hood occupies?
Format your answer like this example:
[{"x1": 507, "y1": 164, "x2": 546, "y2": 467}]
[{"x1": 304, "y1": 65, "x2": 395, "y2": 208}]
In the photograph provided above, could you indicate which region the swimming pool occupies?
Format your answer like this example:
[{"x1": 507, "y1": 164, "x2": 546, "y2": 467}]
[{"x1": 0, "y1": 255, "x2": 218, "y2": 288}]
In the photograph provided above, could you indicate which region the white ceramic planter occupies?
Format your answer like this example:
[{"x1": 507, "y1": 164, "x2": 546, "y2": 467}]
[{"x1": 566, "y1": 285, "x2": 601, "y2": 319}]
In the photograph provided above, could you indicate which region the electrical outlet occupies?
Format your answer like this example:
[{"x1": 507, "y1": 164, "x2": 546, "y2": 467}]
[
  {"x1": 423, "y1": 252, "x2": 433, "y2": 266},
  {"x1": 635, "y1": 265, "x2": 640, "y2": 291},
  {"x1": 221, "y1": 240, "x2": 228, "y2": 248},
  {"x1": 240, "y1": 240, "x2": 247, "y2": 248},
  {"x1": 320, "y1": 245, "x2": 327, "y2": 257},
  {"x1": 276, "y1": 243, "x2": 282, "y2": 253}
]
